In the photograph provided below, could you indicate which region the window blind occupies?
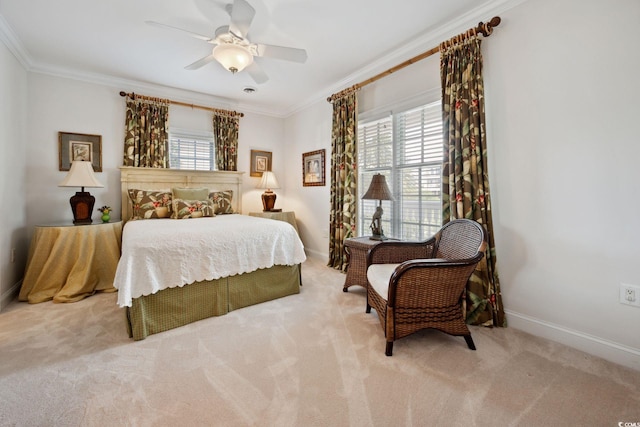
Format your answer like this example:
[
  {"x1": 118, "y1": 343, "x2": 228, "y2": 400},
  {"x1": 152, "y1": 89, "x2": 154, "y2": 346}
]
[
  {"x1": 169, "y1": 129, "x2": 215, "y2": 171},
  {"x1": 358, "y1": 101, "x2": 443, "y2": 240}
]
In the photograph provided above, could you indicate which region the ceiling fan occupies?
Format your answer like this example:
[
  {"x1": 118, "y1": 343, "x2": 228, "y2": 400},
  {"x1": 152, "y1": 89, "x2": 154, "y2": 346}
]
[{"x1": 146, "y1": 0, "x2": 307, "y2": 84}]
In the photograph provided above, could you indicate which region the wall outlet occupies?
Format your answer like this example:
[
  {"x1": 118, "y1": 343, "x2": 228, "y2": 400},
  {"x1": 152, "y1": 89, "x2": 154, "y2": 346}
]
[{"x1": 620, "y1": 283, "x2": 640, "y2": 307}]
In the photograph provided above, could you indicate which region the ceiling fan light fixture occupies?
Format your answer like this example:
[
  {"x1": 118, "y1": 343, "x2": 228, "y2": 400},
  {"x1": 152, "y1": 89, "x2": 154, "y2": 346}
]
[{"x1": 212, "y1": 43, "x2": 253, "y2": 73}]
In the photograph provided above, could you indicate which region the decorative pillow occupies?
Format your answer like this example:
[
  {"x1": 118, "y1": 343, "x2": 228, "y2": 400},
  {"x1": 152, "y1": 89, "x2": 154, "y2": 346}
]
[
  {"x1": 172, "y1": 187, "x2": 209, "y2": 201},
  {"x1": 209, "y1": 190, "x2": 234, "y2": 214},
  {"x1": 172, "y1": 199, "x2": 214, "y2": 219},
  {"x1": 128, "y1": 189, "x2": 172, "y2": 220}
]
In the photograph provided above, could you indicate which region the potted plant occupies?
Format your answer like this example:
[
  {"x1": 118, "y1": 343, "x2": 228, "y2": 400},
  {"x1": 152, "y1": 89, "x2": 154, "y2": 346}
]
[{"x1": 98, "y1": 206, "x2": 111, "y2": 223}]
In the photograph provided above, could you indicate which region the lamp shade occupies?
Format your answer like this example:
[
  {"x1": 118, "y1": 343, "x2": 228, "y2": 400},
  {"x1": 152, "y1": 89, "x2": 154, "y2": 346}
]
[
  {"x1": 362, "y1": 174, "x2": 394, "y2": 201},
  {"x1": 59, "y1": 161, "x2": 104, "y2": 188},
  {"x1": 257, "y1": 171, "x2": 280, "y2": 190},
  {"x1": 213, "y1": 44, "x2": 254, "y2": 73}
]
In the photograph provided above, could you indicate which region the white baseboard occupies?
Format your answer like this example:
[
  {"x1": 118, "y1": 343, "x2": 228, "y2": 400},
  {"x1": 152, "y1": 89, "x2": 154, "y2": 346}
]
[
  {"x1": 0, "y1": 280, "x2": 21, "y2": 312},
  {"x1": 505, "y1": 309, "x2": 640, "y2": 372}
]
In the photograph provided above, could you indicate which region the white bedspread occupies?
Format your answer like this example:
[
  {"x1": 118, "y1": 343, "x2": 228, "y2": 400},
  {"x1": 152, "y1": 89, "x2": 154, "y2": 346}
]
[{"x1": 113, "y1": 215, "x2": 306, "y2": 307}]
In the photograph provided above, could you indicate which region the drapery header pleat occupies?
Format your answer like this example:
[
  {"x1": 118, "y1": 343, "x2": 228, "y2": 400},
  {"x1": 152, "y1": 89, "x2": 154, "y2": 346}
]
[
  {"x1": 440, "y1": 27, "x2": 478, "y2": 51},
  {"x1": 327, "y1": 85, "x2": 360, "y2": 103},
  {"x1": 119, "y1": 91, "x2": 243, "y2": 118}
]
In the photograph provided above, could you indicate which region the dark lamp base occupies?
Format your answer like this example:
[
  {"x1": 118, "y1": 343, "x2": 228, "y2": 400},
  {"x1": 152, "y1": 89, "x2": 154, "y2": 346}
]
[
  {"x1": 261, "y1": 190, "x2": 277, "y2": 212},
  {"x1": 70, "y1": 191, "x2": 95, "y2": 225}
]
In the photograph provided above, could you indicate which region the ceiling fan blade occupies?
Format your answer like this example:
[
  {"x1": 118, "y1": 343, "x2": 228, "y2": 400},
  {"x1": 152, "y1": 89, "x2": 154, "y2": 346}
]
[
  {"x1": 246, "y1": 62, "x2": 269, "y2": 84},
  {"x1": 146, "y1": 21, "x2": 215, "y2": 43},
  {"x1": 185, "y1": 54, "x2": 216, "y2": 70},
  {"x1": 228, "y1": 0, "x2": 255, "y2": 39},
  {"x1": 256, "y1": 44, "x2": 307, "y2": 63}
]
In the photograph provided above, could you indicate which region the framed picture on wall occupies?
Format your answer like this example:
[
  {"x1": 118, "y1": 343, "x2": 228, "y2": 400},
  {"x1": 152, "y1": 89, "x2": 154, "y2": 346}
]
[
  {"x1": 250, "y1": 149, "x2": 272, "y2": 177},
  {"x1": 58, "y1": 132, "x2": 102, "y2": 172},
  {"x1": 302, "y1": 149, "x2": 325, "y2": 187}
]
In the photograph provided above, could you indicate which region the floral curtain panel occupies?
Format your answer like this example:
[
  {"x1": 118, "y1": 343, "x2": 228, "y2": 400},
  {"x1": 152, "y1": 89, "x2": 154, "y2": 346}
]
[
  {"x1": 213, "y1": 114, "x2": 239, "y2": 171},
  {"x1": 440, "y1": 35, "x2": 506, "y2": 327},
  {"x1": 328, "y1": 92, "x2": 358, "y2": 271},
  {"x1": 123, "y1": 96, "x2": 169, "y2": 168}
]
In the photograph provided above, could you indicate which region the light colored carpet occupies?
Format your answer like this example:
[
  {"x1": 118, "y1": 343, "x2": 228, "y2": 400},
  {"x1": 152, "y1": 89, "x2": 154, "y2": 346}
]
[{"x1": 0, "y1": 257, "x2": 639, "y2": 426}]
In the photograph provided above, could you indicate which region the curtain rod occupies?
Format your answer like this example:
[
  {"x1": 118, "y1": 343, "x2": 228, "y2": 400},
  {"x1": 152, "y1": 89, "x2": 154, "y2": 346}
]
[
  {"x1": 119, "y1": 91, "x2": 244, "y2": 118},
  {"x1": 327, "y1": 16, "x2": 501, "y2": 103}
]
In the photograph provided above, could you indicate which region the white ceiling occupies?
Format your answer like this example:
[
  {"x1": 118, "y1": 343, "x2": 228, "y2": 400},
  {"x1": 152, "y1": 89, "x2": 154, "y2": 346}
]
[{"x1": 0, "y1": 0, "x2": 505, "y2": 116}]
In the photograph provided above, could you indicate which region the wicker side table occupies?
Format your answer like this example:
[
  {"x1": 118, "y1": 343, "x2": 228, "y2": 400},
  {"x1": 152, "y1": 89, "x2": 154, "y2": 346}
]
[{"x1": 343, "y1": 236, "x2": 387, "y2": 292}]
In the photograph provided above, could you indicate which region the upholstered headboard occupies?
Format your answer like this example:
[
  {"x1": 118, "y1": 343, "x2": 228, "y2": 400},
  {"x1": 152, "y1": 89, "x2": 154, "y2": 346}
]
[{"x1": 120, "y1": 166, "x2": 244, "y2": 222}]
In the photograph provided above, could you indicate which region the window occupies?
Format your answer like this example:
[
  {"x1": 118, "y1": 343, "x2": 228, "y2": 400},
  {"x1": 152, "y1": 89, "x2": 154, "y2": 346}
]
[
  {"x1": 168, "y1": 128, "x2": 215, "y2": 170},
  {"x1": 358, "y1": 101, "x2": 443, "y2": 241}
]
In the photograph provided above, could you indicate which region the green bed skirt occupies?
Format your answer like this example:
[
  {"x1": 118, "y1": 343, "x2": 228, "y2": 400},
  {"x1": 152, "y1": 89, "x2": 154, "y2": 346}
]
[{"x1": 125, "y1": 264, "x2": 301, "y2": 340}]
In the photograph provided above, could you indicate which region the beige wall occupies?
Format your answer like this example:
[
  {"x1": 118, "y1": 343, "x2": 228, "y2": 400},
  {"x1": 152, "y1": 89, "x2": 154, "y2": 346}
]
[
  {"x1": 482, "y1": 0, "x2": 640, "y2": 369},
  {"x1": 0, "y1": 38, "x2": 27, "y2": 309},
  {"x1": 23, "y1": 75, "x2": 286, "y2": 226}
]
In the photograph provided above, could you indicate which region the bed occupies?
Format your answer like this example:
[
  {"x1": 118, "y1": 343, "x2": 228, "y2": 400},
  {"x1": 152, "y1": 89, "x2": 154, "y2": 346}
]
[{"x1": 116, "y1": 166, "x2": 306, "y2": 340}]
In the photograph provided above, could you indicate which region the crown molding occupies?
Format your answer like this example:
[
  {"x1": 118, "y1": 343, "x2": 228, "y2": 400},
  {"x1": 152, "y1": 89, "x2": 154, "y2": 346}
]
[
  {"x1": 0, "y1": 13, "x2": 32, "y2": 69},
  {"x1": 27, "y1": 60, "x2": 288, "y2": 118},
  {"x1": 0, "y1": 12, "x2": 286, "y2": 118},
  {"x1": 30, "y1": 61, "x2": 230, "y2": 108},
  {"x1": 282, "y1": 0, "x2": 529, "y2": 118}
]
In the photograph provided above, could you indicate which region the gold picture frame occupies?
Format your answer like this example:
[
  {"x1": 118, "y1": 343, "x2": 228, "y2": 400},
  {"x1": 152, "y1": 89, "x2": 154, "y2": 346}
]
[
  {"x1": 58, "y1": 132, "x2": 102, "y2": 172},
  {"x1": 302, "y1": 149, "x2": 325, "y2": 187},
  {"x1": 250, "y1": 149, "x2": 272, "y2": 177}
]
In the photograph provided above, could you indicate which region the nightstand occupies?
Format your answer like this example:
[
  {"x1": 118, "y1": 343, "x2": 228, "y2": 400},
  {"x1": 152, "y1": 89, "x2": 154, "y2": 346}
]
[
  {"x1": 19, "y1": 220, "x2": 122, "y2": 304},
  {"x1": 343, "y1": 236, "x2": 388, "y2": 292},
  {"x1": 248, "y1": 211, "x2": 299, "y2": 235}
]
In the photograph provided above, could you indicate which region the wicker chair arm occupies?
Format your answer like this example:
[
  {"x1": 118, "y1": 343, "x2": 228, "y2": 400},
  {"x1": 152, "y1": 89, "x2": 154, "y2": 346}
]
[
  {"x1": 366, "y1": 238, "x2": 436, "y2": 266},
  {"x1": 386, "y1": 252, "x2": 485, "y2": 308}
]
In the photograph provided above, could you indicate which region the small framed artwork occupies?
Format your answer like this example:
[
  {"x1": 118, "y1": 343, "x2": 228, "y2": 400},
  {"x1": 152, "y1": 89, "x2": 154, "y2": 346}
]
[
  {"x1": 302, "y1": 149, "x2": 326, "y2": 187},
  {"x1": 250, "y1": 149, "x2": 272, "y2": 177},
  {"x1": 58, "y1": 132, "x2": 102, "y2": 172}
]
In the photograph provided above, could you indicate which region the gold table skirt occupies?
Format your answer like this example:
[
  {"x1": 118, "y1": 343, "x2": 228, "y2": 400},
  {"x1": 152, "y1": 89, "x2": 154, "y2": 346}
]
[
  {"x1": 19, "y1": 221, "x2": 122, "y2": 304},
  {"x1": 248, "y1": 211, "x2": 299, "y2": 235}
]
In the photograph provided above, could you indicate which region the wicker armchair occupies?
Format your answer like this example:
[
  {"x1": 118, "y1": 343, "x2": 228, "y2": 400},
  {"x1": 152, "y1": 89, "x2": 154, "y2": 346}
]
[{"x1": 365, "y1": 219, "x2": 487, "y2": 356}]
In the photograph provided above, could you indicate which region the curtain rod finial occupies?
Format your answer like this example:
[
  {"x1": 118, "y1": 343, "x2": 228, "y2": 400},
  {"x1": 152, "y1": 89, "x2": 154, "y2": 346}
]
[{"x1": 477, "y1": 16, "x2": 501, "y2": 37}]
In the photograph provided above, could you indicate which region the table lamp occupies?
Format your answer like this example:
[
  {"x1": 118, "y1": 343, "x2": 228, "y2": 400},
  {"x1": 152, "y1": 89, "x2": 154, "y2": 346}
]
[
  {"x1": 362, "y1": 173, "x2": 394, "y2": 240},
  {"x1": 59, "y1": 160, "x2": 104, "y2": 224},
  {"x1": 257, "y1": 171, "x2": 280, "y2": 212}
]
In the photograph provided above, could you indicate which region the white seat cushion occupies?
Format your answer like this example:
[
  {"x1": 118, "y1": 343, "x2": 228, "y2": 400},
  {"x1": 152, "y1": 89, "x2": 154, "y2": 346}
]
[{"x1": 367, "y1": 264, "x2": 400, "y2": 301}]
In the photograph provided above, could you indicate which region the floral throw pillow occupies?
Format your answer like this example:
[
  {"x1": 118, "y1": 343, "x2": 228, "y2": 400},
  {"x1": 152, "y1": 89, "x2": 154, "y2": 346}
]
[
  {"x1": 172, "y1": 199, "x2": 215, "y2": 219},
  {"x1": 209, "y1": 190, "x2": 234, "y2": 214},
  {"x1": 128, "y1": 189, "x2": 172, "y2": 220}
]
